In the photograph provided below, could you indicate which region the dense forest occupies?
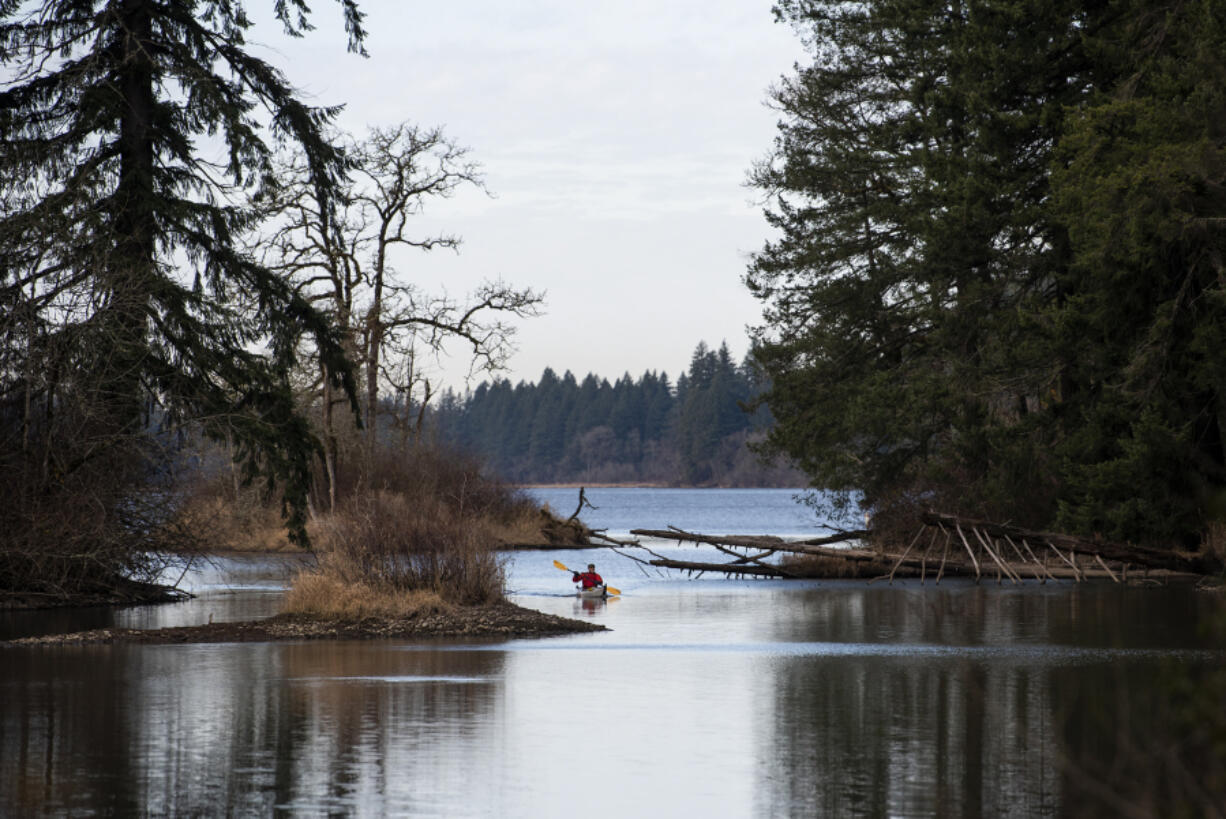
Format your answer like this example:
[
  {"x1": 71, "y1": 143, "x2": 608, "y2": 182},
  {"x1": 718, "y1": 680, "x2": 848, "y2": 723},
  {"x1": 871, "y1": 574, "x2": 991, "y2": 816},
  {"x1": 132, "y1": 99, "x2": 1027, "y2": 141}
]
[
  {"x1": 430, "y1": 341, "x2": 804, "y2": 486},
  {"x1": 750, "y1": 0, "x2": 1226, "y2": 551}
]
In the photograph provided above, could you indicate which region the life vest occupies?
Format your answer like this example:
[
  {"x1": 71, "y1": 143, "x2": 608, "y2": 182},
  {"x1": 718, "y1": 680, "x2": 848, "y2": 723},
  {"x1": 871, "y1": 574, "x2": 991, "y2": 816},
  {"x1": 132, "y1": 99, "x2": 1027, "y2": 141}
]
[{"x1": 573, "y1": 571, "x2": 602, "y2": 589}]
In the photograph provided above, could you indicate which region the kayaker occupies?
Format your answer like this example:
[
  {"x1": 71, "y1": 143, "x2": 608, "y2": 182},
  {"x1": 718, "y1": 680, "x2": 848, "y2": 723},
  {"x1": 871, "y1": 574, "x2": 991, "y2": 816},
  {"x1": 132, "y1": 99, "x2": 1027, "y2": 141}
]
[{"x1": 572, "y1": 564, "x2": 603, "y2": 590}]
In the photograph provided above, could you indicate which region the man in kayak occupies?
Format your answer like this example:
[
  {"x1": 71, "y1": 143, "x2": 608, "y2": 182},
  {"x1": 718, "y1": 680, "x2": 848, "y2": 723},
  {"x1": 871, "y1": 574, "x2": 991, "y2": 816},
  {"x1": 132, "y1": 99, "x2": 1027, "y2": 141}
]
[{"x1": 572, "y1": 564, "x2": 603, "y2": 590}]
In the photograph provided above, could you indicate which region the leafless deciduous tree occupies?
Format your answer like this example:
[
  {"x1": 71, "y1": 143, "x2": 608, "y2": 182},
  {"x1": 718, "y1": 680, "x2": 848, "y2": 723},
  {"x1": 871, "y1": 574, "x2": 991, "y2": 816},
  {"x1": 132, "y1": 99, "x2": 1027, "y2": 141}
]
[{"x1": 258, "y1": 123, "x2": 543, "y2": 508}]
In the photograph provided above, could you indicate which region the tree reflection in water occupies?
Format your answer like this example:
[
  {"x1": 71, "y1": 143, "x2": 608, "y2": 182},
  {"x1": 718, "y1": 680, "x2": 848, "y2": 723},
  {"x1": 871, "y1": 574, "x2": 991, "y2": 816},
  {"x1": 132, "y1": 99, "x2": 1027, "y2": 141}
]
[
  {"x1": 1058, "y1": 599, "x2": 1226, "y2": 817},
  {"x1": 753, "y1": 584, "x2": 1223, "y2": 816},
  {"x1": 1, "y1": 642, "x2": 506, "y2": 816},
  {"x1": 2, "y1": 583, "x2": 1222, "y2": 816},
  {"x1": 758, "y1": 656, "x2": 1060, "y2": 815}
]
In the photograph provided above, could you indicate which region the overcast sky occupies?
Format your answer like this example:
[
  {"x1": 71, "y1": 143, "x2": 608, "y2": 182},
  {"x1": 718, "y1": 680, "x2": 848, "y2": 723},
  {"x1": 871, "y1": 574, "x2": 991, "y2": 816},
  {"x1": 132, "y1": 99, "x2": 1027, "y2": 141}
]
[{"x1": 257, "y1": 0, "x2": 806, "y2": 389}]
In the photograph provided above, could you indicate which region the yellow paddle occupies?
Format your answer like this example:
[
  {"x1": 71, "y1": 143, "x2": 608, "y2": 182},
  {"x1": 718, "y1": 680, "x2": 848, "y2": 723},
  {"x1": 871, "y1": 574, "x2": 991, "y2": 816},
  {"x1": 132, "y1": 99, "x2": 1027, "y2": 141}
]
[{"x1": 552, "y1": 559, "x2": 620, "y2": 595}]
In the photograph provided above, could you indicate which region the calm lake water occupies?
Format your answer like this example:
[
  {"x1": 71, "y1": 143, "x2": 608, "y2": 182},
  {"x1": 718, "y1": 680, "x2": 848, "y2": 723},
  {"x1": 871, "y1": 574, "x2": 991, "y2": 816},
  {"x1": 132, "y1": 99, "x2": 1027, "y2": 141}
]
[
  {"x1": 2, "y1": 489, "x2": 1223, "y2": 817},
  {"x1": 525, "y1": 486, "x2": 841, "y2": 537}
]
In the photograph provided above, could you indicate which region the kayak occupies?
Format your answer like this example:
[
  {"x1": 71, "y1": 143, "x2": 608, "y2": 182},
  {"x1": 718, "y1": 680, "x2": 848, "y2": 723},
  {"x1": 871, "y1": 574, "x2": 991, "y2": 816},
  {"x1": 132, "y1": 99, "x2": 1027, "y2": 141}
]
[{"x1": 576, "y1": 584, "x2": 607, "y2": 599}]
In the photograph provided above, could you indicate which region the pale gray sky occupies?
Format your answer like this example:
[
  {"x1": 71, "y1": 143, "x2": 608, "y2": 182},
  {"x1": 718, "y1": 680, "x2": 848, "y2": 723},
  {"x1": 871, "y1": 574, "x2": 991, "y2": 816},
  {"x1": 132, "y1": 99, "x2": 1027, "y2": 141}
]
[{"x1": 258, "y1": 0, "x2": 805, "y2": 388}]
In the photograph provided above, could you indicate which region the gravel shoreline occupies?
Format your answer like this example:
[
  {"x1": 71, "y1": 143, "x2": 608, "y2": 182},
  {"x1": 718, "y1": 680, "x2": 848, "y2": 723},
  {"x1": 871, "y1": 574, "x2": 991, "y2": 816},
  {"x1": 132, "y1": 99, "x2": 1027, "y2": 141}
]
[{"x1": 4, "y1": 601, "x2": 607, "y2": 646}]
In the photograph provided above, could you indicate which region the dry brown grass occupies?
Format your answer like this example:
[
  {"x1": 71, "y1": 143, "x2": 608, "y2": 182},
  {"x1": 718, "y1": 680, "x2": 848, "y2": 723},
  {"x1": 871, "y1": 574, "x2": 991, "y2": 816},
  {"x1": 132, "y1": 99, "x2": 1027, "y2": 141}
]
[
  {"x1": 174, "y1": 493, "x2": 295, "y2": 552},
  {"x1": 174, "y1": 440, "x2": 570, "y2": 552},
  {"x1": 179, "y1": 441, "x2": 565, "y2": 607},
  {"x1": 282, "y1": 570, "x2": 453, "y2": 619},
  {"x1": 495, "y1": 503, "x2": 553, "y2": 545},
  {"x1": 1201, "y1": 522, "x2": 1226, "y2": 569}
]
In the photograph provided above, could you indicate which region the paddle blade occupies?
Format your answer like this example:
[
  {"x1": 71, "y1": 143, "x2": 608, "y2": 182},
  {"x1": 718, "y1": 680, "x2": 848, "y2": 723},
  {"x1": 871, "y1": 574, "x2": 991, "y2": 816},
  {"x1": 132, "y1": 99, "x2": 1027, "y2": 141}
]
[
  {"x1": 606, "y1": 585, "x2": 621, "y2": 596},
  {"x1": 552, "y1": 560, "x2": 571, "y2": 572}
]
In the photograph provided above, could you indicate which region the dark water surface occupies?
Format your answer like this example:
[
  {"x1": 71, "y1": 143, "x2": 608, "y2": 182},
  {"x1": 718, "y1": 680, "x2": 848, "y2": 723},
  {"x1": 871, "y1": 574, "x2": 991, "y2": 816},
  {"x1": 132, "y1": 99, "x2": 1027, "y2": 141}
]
[{"x1": 2, "y1": 490, "x2": 1223, "y2": 817}]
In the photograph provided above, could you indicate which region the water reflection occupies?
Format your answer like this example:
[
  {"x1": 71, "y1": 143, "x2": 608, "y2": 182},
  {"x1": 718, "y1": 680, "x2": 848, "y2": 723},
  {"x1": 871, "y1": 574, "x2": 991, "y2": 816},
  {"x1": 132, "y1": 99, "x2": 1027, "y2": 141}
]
[
  {"x1": 748, "y1": 583, "x2": 1224, "y2": 817},
  {"x1": 756, "y1": 654, "x2": 1061, "y2": 816},
  {"x1": 1056, "y1": 633, "x2": 1226, "y2": 816},
  {"x1": 2, "y1": 574, "x2": 1222, "y2": 816},
  {"x1": 1, "y1": 642, "x2": 506, "y2": 816},
  {"x1": 573, "y1": 596, "x2": 614, "y2": 618}
]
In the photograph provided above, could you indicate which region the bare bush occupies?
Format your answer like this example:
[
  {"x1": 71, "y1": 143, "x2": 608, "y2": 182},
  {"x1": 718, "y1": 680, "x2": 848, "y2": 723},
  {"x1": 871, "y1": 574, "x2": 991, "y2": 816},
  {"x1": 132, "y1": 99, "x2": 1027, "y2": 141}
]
[
  {"x1": 0, "y1": 429, "x2": 192, "y2": 603},
  {"x1": 173, "y1": 458, "x2": 296, "y2": 552},
  {"x1": 286, "y1": 439, "x2": 532, "y2": 609},
  {"x1": 303, "y1": 489, "x2": 505, "y2": 607},
  {"x1": 330, "y1": 444, "x2": 541, "y2": 540}
]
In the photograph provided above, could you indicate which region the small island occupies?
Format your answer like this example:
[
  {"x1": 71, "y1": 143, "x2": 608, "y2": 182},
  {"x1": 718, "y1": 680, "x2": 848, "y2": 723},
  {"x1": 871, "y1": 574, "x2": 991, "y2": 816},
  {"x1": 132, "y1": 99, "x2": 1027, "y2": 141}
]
[{"x1": 6, "y1": 602, "x2": 605, "y2": 646}]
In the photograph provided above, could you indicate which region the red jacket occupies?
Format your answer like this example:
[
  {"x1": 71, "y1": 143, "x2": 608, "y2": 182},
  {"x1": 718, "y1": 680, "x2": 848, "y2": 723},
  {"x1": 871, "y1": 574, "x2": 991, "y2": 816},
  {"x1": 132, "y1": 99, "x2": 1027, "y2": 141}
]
[{"x1": 572, "y1": 571, "x2": 602, "y2": 589}]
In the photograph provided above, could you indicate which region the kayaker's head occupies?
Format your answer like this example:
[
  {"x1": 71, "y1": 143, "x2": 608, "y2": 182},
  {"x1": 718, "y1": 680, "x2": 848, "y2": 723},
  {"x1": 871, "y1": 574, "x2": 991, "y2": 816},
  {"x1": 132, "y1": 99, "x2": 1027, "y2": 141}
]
[{"x1": 587, "y1": 564, "x2": 596, "y2": 572}]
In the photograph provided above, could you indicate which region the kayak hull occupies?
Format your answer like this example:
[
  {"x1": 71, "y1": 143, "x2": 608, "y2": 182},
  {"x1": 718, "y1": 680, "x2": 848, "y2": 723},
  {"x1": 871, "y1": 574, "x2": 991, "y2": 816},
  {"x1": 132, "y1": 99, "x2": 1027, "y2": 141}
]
[{"x1": 576, "y1": 585, "x2": 607, "y2": 599}]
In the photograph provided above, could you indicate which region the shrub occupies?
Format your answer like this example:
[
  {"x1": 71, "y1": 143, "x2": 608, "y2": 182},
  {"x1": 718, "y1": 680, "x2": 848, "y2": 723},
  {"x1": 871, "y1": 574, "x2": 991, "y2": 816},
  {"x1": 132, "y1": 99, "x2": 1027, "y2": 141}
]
[{"x1": 299, "y1": 488, "x2": 506, "y2": 608}]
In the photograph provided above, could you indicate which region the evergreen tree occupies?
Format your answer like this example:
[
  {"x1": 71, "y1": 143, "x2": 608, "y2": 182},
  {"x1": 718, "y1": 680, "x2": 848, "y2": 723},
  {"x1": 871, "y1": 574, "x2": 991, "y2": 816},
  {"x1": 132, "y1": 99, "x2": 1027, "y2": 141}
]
[
  {"x1": 1048, "y1": 0, "x2": 1226, "y2": 545},
  {"x1": 431, "y1": 347, "x2": 801, "y2": 487},
  {"x1": 643, "y1": 371, "x2": 674, "y2": 442},
  {"x1": 528, "y1": 368, "x2": 568, "y2": 467},
  {"x1": 0, "y1": 0, "x2": 365, "y2": 566},
  {"x1": 608, "y1": 373, "x2": 643, "y2": 439},
  {"x1": 677, "y1": 343, "x2": 721, "y2": 483},
  {"x1": 748, "y1": 0, "x2": 1103, "y2": 526}
]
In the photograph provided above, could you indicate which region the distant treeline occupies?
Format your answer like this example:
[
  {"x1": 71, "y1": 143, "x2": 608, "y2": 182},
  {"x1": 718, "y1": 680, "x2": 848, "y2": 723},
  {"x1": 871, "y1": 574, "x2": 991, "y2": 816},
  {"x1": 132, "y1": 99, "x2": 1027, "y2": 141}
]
[{"x1": 430, "y1": 342, "x2": 804, "y2": 486}]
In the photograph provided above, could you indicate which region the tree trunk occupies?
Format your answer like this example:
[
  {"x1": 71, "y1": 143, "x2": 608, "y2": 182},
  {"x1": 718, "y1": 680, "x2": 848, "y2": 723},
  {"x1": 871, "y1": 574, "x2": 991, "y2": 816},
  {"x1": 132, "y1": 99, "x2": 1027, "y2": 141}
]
[
  {"x1": 108, "y1": 0, "x2": 157, "y2": 433},
  {"x1": 322, "y1": 366, "x2": 337, "y2": 512},
  {"x1": 364, "y1": 291, "x2": 382, "y2": 473}
]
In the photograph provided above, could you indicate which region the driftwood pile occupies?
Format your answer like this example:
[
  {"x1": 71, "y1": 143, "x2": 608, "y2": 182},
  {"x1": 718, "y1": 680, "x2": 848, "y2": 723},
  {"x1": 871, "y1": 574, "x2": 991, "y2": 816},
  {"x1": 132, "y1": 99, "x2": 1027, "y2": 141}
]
[{"x1": 627, "y1": 513, "x2": 1215, "y2": 584}]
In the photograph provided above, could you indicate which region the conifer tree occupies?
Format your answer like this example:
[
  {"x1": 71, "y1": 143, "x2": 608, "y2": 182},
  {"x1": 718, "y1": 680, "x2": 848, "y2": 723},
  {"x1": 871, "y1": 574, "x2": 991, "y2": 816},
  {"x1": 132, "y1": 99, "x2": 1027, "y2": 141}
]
[
  {"x1": 1048, "y1": 0, "x2": 1226, "y2": 545},
  {"x1": 748, "y1": 0, "x2": 1101, "y2": 526},
  {"x1": 0, "y1": 0, "x2": 366, "y2": 555}
]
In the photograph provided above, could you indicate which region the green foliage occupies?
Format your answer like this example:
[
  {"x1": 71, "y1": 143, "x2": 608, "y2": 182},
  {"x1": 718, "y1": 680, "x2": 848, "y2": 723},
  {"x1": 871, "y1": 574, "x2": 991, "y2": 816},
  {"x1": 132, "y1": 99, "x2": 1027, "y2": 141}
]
[
  {"x1": 0, "y1": 0, "x2": 363, "y2": 566},
  {"x1": 1047, "y1": 0, "x2": 1226, "y2": 546},
  {"x1": 434, "y1": 341, "x2": 800, "y2": 486},
  {"x1": 750, "y1": 0, "x2": 1091, "y2": 525},
  {"x1": 750, "y1": 0, "x2": 1226, "y2": 549}
]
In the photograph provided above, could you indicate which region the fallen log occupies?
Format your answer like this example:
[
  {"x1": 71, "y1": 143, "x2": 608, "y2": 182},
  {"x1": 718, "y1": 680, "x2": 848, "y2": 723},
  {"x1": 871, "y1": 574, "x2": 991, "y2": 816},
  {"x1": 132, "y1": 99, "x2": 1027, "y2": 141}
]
[
  {"x1": 631, "y1": 528, "x2": 786, "y2": 548},
  {"x1": 646, "y1": 558, "x2": 790, "y2": 577},
  {"x1": 648, "y1": 551, "x2": 989, "y2": 580},
  {"x1": 630, "y1": 527, "x2": 868, "y2": 555},
  {"x1": 631, "y1": 514, "x2": 1212, "y2": 584},
  {"x1": 800, "y1": 529, "x2": 872, "y2": 546}
]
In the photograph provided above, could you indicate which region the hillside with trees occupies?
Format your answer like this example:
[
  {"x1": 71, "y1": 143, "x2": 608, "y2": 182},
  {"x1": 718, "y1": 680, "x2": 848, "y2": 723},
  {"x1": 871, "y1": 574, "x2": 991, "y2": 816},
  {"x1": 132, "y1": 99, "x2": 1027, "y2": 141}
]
[
  {"x1": 432, "y1": 341, "x2": 804, "y2": 486},
  {"x1": 749, "y1": 0, "x2": 1226, "y2": 554}
]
